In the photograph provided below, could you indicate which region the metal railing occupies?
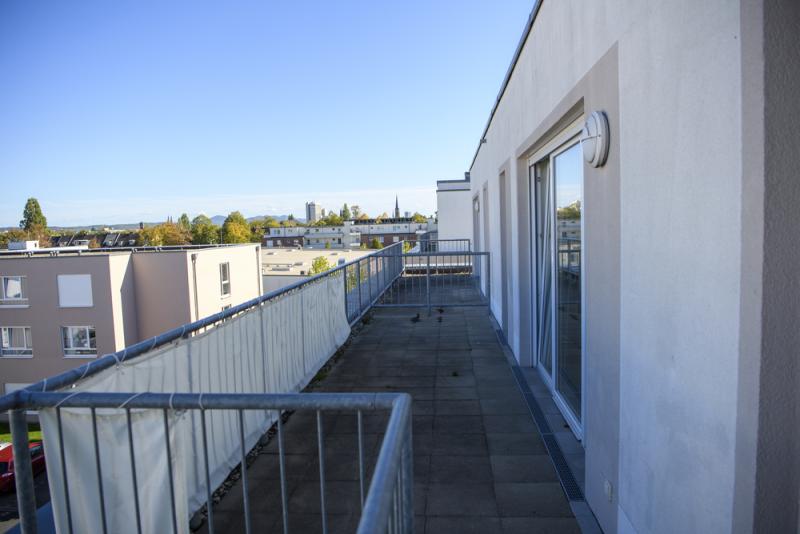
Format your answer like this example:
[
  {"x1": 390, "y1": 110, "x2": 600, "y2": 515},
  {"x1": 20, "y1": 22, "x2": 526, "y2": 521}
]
[
  {"x1": 0, "y1": 242, "x2": 409, "y2": 534},
  {"x1": 376, "y1": 250, "x2": 490, "y2": 314},
  {"x1": 3, "y1": 391, "x2": 413, "y2": 534},
  {"x1": 406, "y1": 239, "x2": 471, "y2": 254}
]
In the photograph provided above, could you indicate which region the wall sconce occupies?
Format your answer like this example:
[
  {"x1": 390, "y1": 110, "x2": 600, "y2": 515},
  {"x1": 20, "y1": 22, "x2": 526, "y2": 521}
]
[{"x1": 580, "y1": 111, "x2": 610, "y2": 167}]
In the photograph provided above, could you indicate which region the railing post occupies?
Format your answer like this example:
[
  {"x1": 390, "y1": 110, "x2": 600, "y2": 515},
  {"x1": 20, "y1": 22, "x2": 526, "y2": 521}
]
[
  {"x1": 367, "y1": 256, "x2": 372, "y2": 303},
  {"x1": 426, "y1": 253, "x2": 431, "y2": 316},
  {"x1": 343, "y1": 265, "x2": 349, "y2": 321},
  {"x1": 486, "y1": 254, "x2": 491, "y2": 315},
  {"x1": 400, "y1": 409, "x2": 414, "y2": 533},
  {"x1": 10, "y1": 409, "x2": 37, "y2": 534},
  {"x1": 357, "y1": 259, "x2": 363, "y2": 314}
]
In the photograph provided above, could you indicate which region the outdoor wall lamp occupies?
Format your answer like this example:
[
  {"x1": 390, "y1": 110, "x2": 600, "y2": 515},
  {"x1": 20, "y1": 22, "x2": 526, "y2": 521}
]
[{"x1": 581, "y1": 110, "x2": 610, "y2": 167}]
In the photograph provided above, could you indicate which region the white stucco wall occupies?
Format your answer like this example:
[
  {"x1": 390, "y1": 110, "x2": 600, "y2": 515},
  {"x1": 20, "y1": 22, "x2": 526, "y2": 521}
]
[
  {"x1": 436, "y1": 182, "x2": 473, "y2": 244},
  {"x1": 469, "y1": 1, "x2": 743, "y2": 533}
]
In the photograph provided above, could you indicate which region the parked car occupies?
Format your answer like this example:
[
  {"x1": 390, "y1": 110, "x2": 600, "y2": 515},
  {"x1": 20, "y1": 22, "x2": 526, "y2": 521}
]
[{"x1": 0, "y1": 442, "x2": 46, "y2": 492}]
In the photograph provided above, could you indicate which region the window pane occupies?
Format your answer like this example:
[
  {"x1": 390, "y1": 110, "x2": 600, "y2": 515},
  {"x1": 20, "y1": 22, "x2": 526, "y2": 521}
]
[
  {"x1": 62, "y1": 327, "x2": 71, "y2": 349},
  {"x1": 88, "y1": 327, "x2": 96, "y2": 348},
  {"x1": 554, "y1": 142, "x2": 583, "y2": 419},
  {"x1": 3, "y1": 277, "x2": 23, "y2": 299}
]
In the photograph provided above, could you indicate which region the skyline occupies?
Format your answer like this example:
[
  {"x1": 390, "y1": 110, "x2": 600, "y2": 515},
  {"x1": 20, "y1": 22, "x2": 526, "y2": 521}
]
[{"x1": 0, "y1": 0, "x2": 533, "y2": 226}]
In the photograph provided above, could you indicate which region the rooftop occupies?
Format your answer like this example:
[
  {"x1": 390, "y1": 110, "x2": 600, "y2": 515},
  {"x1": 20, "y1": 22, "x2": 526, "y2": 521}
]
[{"x1": 201, "y1": 305, "x2": 583, "y2": 533}]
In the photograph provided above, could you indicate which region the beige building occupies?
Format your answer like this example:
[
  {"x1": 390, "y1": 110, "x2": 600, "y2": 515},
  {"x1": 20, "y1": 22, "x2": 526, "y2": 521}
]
[
  {"x1": 261, "y1": 247, "x2": 370, "y2": 292},
  {"x1": 0, "y1": 244, "x2": 262, "y2": 394}
]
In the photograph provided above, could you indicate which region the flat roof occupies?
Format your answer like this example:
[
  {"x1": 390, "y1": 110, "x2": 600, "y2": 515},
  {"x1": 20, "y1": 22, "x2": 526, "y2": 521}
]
[
  {"x1": 0, "y1": 243, "x2": 257, "y2": 259},
  {"x1": 261, "y1": 248, "x2": 371, "y2": 276}
]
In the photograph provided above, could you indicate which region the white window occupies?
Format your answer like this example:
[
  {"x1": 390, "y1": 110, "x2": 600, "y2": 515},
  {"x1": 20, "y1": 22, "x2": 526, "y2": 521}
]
[
  {"x1": 57, "y1": 274, "x2": 93, "y2": 307},
  {"x1": 0, "y1": 276, "x2": 27, "y2": 303},
  {"x1": 219, "y1": 262, "x2": 231, "y2": 297},
  {"x1": 1, "y1": 327, "x2": 32, "y2": 357},
  {"x1": 61, "y1": 326, "x2": 97, "y2": 357}
]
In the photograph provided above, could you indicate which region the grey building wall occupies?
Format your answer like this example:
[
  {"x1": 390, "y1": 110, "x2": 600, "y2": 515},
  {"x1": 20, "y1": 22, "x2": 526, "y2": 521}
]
[{"x1": 467, "y1": 0, "x2": 767, "y2": 532}]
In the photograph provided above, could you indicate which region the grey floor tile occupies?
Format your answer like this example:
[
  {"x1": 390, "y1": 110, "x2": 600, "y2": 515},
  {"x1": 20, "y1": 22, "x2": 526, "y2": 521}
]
[
  {"x1": 429, "y1": 454, "x2": 493, "y2": 483},
  {"x1": 434, "y1": 415, "x2": 485, "y2": 434},
  {"x1": 434, "y1": 399, "x2": 482, "y2": 415},
  {"x1": 483, "y1": 415, "x2": 538, "y2": 434},
  {"x1": 486, "y1": 433, "x2": 547, "y2": 455},
  {"x1": 426, "y1": 484, "x2": 498, "y2": 516},
  {"x1": 494, "y1": 483, "x2": 573, "y2": 518},
  {"x1": 500, "y1": 517, "x2": 582, "y2": 534},
  {"x1": 425, "y1": 516, "x2": 502, "y2": 534},
  {"x1": 489, "y1": 455, "x2": 558, "y2": 483}
]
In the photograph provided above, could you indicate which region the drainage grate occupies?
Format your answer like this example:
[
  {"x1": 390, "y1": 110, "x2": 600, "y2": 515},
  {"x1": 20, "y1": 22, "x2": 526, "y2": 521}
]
[{"x1": 542, "y1": 434, "x2": 584, "y2": 501}]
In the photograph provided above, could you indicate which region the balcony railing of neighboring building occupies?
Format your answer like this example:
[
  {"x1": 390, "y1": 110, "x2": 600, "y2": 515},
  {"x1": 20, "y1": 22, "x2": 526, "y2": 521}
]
[{"x1": 0, "y1": 240, "x2": 490, "y2": 534}]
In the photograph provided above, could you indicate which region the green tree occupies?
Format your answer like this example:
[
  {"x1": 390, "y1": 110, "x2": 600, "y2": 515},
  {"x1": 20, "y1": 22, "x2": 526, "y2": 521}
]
[
  {"x1": 0, "y1": 229, "x2": 28, "y2": 249},
  {"x1": 20, "y1": 198, "x2": 47, "y2": 231},
  {"x1": 324, "y1": 241, "x2": 331, "y2": 249},
  {"x1": 374, "y1": 212, "x2": 389, "y2": 223},
  {"x1": 340, "y1": 204, "x2": 351, "y2": 220},
  {"x1": 178, "y1": 213, "x2": 191, "y2": 231},
  {"x1": 308, "y1": 256, "x2": 333, "y2": 275},
  {"x1": 411, "y1": 212, "x2": 427, "y2": 223},
  {"x1": 137, "y1": 222, "x2": 190, "y2": 246},
  {"x1": 221, "y1": 211, "x2": 251, "y2": 243},
  {"x1": 369, "y1": 237, "x2": 384, "y2": 249},
  {"x1": 357, "y1": 213, "x2": 370, "y2": 221},
  {"x1": 190, "y1": 215, "x2": 219, "y2": 244}
]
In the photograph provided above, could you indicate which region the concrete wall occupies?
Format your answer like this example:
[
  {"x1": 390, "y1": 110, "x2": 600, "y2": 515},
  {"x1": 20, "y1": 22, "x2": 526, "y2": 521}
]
[
  {"x1": 436, "y1": 181, "x2": 473, "y2": 243},
  {"x1": 131, "y1": 251, "x2": 193, "y2": 340},
  {"x1": 262, "y1": 274, "x2": 306, "y2": 293},
  {"x1": 0, "y1": 254, "x2": 122, "y2": 387},
  {"x1": 469, "y1": 1, "x2": 745, "y2": 532},
  {"x1": 108, "y1": 253, "x2": 139, "y2": 348},
  {"x1": 189, "y1": 245, "x2": 262, "y2": 322}
]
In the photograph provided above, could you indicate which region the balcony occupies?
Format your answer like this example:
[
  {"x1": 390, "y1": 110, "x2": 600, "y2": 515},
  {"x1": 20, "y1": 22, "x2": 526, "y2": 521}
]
[{"x1": 0, "y1": 242, "x2": 586, "y2": 533}]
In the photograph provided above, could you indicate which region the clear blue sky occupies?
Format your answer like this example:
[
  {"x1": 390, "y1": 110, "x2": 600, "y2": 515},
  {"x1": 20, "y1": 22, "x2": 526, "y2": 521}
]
[{"x1": 1, "y1": 0, "x2": 533, "y2": 227}]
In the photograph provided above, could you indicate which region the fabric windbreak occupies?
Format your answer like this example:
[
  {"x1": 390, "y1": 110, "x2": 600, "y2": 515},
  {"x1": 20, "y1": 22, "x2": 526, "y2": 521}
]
[{"x1": 39, "y1": 273, "x2": 350, "y2": 534}]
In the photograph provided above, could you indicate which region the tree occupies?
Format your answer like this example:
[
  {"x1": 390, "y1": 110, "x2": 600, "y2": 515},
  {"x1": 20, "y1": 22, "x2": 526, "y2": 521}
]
[
  {"x1": 411, "y1": 212, "x2": 427, "y2": 223},
  {"x1": 369, "y1": 237, "x2": 384, "y2": 249},
  {"x1": 136, "y1": 222, "x2": 190, "y2": 246},
  {"x1": 20, "y1": 198, "x2": 47, "y2": 231},
  {"x1": 308, "y1": 256, "x2": 333, "y2": 275},
  {"x1": 221, "y1": 211, "x2": 251, "y2": 243},
  {"x1": 357, "y1": 213, "x2": 370, "y2": 221},
  {"x1": 340, "y1": 204, "x2": 351, "y2": 220},
  {"x1": 0, "y1": 229, "x2": 28, "y2": 249},
  {"x1": 178, "y1": 213, "x2": 191, "y2": 231},
  {"x1": 324, "y1": 241, "x2": 331, "y2": 249},
  {"x1": 375, "y1": 212, "x2": 389, "y2": 223},
  {"x1": 191, "y1": 215, "x2": 219, "y2": 244}
]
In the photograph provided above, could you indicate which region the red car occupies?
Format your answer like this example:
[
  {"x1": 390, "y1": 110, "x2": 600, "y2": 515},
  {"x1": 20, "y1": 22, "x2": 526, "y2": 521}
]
[{"x1": 0, "y1": 442, "x2": 46, "y2": 492}]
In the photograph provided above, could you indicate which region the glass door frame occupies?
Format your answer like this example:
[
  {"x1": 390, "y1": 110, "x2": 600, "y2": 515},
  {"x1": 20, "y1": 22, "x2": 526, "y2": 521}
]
[{"x1": 527, "y1": 117, "x2": 586, "y2": 440}]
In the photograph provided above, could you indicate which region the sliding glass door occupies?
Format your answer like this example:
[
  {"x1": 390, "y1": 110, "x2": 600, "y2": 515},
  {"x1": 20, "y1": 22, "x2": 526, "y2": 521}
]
[{"x1": 529, "y1": 125, "x2": 584, "y2": 437}]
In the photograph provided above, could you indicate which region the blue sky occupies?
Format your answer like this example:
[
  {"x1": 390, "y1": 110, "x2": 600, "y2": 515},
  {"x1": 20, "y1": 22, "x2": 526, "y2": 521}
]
[{"x1": 1, "y1": 0, "x2": 533, "y2": 227}]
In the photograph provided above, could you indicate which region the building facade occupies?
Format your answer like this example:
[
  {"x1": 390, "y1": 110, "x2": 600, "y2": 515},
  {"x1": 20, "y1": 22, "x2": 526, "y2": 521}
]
[
  {"x1": 0, "y1": 245, "x2": 262, "y2": 395},
  {"x1": 436, "y1": 174, "x2": 473, "y2": 245},
  {"x1": 468, "y1": 1, "x2": 799, "y2": 533},
  {"x1": 262, "y1": 218, "x2": 433, "y2": 249},
  {"x1": 304, "y1": 201, "x2": 323, "y2": 224}
]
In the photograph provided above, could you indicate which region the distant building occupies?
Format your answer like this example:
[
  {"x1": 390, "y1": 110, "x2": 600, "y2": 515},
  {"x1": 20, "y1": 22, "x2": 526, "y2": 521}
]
[
  {"x1": 305, "y1": 201, "x2": 323, "y2": 223},
  {"x1": 394, "y1": 196, "x2": 400, "y2": 218},
  {"x1": 436, "y1": 173, "x2": 472, "y2": 246},
  {"x1": 262, "y1": 217, "x2": 431, "y2": 249},
  {"x1": 260, "y1": 247, "x2": 370, "y2": 292},
  {"x1": 0, "y1": 244, "x2": 262, "y2": 395}
]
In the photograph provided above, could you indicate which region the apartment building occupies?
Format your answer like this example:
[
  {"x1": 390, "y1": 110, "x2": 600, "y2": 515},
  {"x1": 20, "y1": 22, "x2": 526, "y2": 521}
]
[
  {"x1": 263, "y1": 218, "x2": 432, "y2": 249},
  {"x1": 0, "y1": 244, "x2": 262, "y2": 395},
  {"x1": 350, "y1": 218, "x2": 430, "y2": 247},
  {"x1": 436, "y1": 174, "x2": 472, "y2": 243},
  {"x1": 467, "y1": 1, "x2": 799, "y2": 532}
]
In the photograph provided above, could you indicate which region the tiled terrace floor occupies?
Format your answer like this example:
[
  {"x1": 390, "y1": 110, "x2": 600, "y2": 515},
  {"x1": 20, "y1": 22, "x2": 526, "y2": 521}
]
[{"x1": 204, "y1": 307, "x2": 580, "y2": 534}]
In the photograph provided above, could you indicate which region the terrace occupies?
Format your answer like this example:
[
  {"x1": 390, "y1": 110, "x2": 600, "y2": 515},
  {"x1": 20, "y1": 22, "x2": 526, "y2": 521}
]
[{"x1": 0, "y1": 242, "x2": 591, "y2": 533}]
